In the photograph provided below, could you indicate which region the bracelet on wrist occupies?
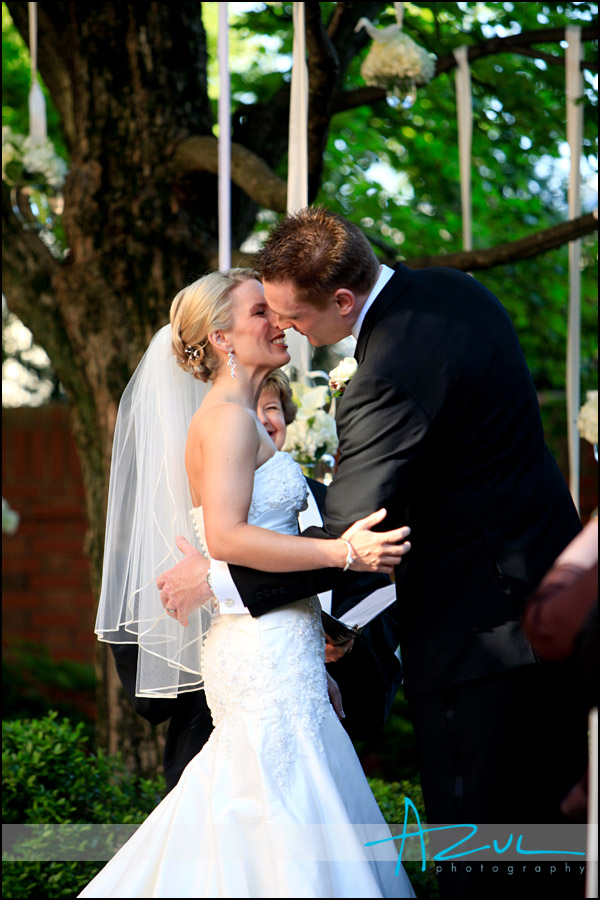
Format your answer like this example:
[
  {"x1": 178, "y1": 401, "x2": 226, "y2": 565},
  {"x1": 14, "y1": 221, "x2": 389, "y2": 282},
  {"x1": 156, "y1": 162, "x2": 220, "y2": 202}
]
[{"x1": 340, "y1": 538, "x2": 355, "y2": 572}]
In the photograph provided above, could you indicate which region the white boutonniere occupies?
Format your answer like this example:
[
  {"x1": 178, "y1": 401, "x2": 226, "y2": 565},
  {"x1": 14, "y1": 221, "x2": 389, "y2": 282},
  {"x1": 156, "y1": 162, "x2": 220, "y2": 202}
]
[{"x1": 328, "y1": 357, "x2": 358, "y2": 397}]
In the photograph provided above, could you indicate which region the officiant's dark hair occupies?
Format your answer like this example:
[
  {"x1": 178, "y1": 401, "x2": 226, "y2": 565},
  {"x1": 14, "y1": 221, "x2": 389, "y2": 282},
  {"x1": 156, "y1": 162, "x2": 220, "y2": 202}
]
[{"x1": 257, "y1": 207, "x2": 379, "y2": 308}]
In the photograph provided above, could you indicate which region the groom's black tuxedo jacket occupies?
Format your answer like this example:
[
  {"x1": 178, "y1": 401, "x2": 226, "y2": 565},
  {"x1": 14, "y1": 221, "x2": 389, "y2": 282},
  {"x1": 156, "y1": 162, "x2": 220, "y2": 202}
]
[{"x1": 230, "y1": 265, "x2": 581, "y2": 696}]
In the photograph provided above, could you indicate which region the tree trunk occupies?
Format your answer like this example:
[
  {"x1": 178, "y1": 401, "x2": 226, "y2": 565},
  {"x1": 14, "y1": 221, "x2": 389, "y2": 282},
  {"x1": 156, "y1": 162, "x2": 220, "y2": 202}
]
[{"x1": 3, "y1": 1, "x2": 248, "y2": 773}]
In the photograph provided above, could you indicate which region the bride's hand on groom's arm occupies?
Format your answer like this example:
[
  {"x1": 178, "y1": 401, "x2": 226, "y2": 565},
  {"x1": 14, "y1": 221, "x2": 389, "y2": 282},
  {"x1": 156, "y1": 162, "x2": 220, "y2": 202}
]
[
  {"x1": 156, "y1": 536, "x2": 213, "y2": 627},
  {"x1": 341, "y1": 508, "x2": 411, "y2": 575}
]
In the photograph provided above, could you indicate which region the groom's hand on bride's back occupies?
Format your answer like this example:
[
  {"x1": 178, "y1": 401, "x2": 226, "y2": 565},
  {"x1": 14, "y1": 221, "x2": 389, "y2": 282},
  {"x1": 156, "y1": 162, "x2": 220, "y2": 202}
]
[{"x1": 156, "y1": 536, "x2": 212, "y2": 627}]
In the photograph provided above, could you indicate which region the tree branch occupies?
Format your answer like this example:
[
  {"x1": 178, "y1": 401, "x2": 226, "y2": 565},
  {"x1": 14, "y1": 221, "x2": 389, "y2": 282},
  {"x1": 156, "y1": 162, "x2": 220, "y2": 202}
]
[
  {"x1": 172, "y1": 136, "x2": 287, "y2": 212},
  {"x1": 172, "y1": 132, "x2": 598, "y2": 266},
  {"x1": 505, "y1": 46, "x2": 597, "y2": 72},
  {"x1": 327, "y1": 2, "x2": 386, "y2": 73},
  {"x1": 211, "y1": 211, "x2": 598, "y2": 278},
  {"x1": 303, "y1": 4, "x2": 387, "y2": 201},
  {"x1": 304, "y1": 5, "x2": 340, "y2": 201},
  {"x1": 2, "y1": 185, "x2": 61, "y2": 311},
  {"x1": 335, "y1": 24, "x2": 598, "y2": 112},
  {"x1": 399, "y1": 212, "x2": 598, "y2": 272},
  {"x1": 1, "y1": 183, "x2": 82, "y2": 393}
]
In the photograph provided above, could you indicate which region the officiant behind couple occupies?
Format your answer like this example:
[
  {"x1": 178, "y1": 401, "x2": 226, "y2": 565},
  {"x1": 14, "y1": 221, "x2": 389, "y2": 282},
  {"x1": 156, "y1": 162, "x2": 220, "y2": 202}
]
[
  {"x1": 80, "y1": 265, "x2": 415, "y2": 898},
  {"x1": 109, "y1": 366, "x2": 403, "y2": 790}
]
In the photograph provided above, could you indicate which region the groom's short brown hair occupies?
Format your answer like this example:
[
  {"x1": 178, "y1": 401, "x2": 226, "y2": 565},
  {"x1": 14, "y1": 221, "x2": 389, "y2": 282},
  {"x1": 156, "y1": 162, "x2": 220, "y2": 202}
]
[{"x1": 256, "y1": 207, "x2": 379, "y2": 308}]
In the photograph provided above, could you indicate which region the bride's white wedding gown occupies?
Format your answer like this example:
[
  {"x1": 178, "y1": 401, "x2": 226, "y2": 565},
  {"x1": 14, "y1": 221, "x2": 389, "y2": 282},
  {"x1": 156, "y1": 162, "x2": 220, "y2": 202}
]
[{"x1": 79, "y1": 451, "x2": 414, "y2": 898}]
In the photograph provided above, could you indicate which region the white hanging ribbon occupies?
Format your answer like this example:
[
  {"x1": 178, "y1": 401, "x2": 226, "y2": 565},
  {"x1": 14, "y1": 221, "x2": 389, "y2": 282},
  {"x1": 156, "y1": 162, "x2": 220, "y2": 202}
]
[
  {"x1": 587, "y1": 708, "x2": 598, "y2": 899},
  {"x1": 285, "y1": 1, "x2": 311, "y2": 380},
  {"x1": 28, "y1": 2, "x2": 47, "y2": 143},
  {"x1": 565, "y1": 25, "x2": 583, "y2": 511},
  {"x1": 218, "y1": 2, "x2": 231, "y2": 270},
  {"x1": 453, "y1": 46, "x2": 472, "y2": 253},
  {"x1": 287, "y1": 2, "x2": 308, "y2": 213}
]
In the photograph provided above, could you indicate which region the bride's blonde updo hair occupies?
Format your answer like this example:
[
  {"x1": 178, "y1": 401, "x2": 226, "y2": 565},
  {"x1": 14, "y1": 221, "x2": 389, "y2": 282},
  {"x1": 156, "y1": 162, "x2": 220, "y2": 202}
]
[{"x1": 170, "y1": 268, "x2": 258, "y2": 382}]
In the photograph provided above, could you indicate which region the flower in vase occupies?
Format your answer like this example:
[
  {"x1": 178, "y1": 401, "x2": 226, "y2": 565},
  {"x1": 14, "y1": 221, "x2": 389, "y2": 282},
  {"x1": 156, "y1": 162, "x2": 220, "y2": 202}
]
[{"x1": 283, "y1": 382, "x2": 338, "y2": 467}]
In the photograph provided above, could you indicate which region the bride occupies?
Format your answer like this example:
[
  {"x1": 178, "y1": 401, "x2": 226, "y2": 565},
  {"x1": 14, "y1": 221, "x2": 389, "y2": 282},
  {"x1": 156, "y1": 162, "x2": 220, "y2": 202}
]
[{"x1": 80, "y1": 268, "x2": 414, "y2": 899}]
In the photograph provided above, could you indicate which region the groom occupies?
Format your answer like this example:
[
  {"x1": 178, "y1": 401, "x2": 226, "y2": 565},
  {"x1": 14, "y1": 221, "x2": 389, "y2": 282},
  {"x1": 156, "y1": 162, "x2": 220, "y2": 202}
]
[{"x1": 159, "y1": 208, "x2": 586, "y2": 898}]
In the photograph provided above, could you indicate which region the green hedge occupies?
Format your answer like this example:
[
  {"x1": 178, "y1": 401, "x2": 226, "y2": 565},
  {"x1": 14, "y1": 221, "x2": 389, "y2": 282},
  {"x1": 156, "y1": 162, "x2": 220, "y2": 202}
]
[
  {"x1": 2, "y1": 712, "x2": 165, "y2": 899},
  {"x1": 368, "y1": 777, "x2": 439, "y2": 898},
  {"x1": 3, "y1": 713, "x2": 438, "y2": 898},
  {"x1": 3, "y1": 641, "x2": 96, "y2": 728}
]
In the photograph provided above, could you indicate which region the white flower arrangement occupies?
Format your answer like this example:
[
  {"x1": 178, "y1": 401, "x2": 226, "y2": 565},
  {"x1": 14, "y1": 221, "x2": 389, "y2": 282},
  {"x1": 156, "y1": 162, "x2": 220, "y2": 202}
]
[
  {"x1": 577, "y1": 390, "x2": 598, "y2": 446},
  {"x1": 2, "y1": 497, "x2": 20, "y2": 535},
  {"x1": 356, "y1": 16, "x2": 436, "y2": 96},
  {"x1": 328, "y1": 357, "x2": 358, "y2": 397},
  {"x1": 2, "y1": 126, "x2": 67, "y2": 190},
  {"x1": 283, "y1": 382, "x2": 338, "y2": 466}
]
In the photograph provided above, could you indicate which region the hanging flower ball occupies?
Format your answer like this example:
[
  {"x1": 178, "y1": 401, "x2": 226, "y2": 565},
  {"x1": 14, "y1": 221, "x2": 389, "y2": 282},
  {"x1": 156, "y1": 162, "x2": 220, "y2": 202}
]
[
  {"x1": 355, "y1": 6, "x2": 436, "y2": 100},
  {"x1": 2, "y1": 126, "x2": 67, "y2": 190}
]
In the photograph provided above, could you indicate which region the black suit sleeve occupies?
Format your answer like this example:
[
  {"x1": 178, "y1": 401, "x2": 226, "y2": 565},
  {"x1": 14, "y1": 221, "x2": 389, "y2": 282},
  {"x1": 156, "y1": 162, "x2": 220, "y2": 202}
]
[{"x1": 229, "y1": 531, "x2": 363, "y2": 617}]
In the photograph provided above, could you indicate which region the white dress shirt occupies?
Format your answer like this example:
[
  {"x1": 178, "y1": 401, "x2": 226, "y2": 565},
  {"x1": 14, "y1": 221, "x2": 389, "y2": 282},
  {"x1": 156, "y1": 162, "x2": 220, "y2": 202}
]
[
  {"x1": 208, "y1": 264, "x2": 396, "y2": 614},
  {"x1": 352, "y1": 264, "x2": 394, "y2": 340}
]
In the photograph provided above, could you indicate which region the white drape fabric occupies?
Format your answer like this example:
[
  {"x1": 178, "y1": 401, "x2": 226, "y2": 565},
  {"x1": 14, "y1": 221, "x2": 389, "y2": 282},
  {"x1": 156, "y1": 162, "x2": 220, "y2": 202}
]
[
  {"x1": 587, "y1": 707, "x2": 598, "y2": 898},
  {"x1": 565, "y1": 25, "x2": 583, "y2": 511},
  {"x1": 286, "y1": 1, "x2": 312, "y2": 379},
  {"x1": 453, "y1": 45, "x2": 473, "y2": 252},
  {"x1": 218, "y1": 2, "x2": 231, "y2": 270},
  {"x1": 28, "y1": 2, "x2": 47, "y2": 143},
  {"x1": 95, "y1": 325, "x2": 213, "y2": 697},
  {"x1": 287, "y1": 2, "x2": 308, "y2": 214}
]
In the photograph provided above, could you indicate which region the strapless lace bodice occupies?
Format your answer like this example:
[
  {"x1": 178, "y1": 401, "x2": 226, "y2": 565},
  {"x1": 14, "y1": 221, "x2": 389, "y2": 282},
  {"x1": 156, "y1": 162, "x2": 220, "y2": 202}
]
[{"x1": 190, "y1": 450, "x2": 308, "y2": 556}]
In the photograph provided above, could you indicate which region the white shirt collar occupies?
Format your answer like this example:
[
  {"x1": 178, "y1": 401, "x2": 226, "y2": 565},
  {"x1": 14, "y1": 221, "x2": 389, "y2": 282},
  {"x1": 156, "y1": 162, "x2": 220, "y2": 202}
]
[{"x1": 352, "y1": 264, "x2": 395, "y2": 340}]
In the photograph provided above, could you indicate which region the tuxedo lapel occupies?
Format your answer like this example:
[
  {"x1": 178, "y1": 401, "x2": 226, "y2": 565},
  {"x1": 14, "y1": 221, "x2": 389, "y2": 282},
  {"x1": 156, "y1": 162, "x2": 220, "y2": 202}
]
[{"x1": 354, "y1": 265, "x2": 413, "y2": 365}]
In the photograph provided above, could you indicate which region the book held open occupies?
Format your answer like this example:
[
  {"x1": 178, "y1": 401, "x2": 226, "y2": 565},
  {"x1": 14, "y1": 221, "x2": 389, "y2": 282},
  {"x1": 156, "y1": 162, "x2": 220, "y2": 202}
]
[{"x1": 320, "y1": 583, "x2": 397, "y2": 645}]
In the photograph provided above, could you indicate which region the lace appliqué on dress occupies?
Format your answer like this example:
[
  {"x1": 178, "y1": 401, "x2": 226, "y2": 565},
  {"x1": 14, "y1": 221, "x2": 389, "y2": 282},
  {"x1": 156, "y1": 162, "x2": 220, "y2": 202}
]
[
  {"x1": 191, "y1": 450, "x2": 326, "y2": 792},
  {"x1": 202, "y1": 598, "x2": 329, "y2": 793},
  {"x1": 247, "y1": 451, "x2": 308, "y2": 523}
]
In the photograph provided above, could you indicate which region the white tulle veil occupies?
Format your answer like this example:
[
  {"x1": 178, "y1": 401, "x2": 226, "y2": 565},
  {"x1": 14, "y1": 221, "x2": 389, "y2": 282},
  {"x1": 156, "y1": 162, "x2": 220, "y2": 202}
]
[{"x1": 95, "y1": 324, "x2": 212, "y2": 697}]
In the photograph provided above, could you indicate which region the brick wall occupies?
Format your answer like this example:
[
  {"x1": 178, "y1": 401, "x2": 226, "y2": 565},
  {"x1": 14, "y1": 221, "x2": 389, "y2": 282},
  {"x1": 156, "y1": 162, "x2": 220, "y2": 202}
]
[{"x1": 2, "y1": 405, "x2": 96, "y2": 670}]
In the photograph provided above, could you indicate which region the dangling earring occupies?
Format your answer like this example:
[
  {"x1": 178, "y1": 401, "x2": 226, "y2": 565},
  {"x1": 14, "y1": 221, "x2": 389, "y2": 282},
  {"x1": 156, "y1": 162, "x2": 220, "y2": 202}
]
[{"x1": 227, "y1": 347, "x2": 236, "y2": 379}]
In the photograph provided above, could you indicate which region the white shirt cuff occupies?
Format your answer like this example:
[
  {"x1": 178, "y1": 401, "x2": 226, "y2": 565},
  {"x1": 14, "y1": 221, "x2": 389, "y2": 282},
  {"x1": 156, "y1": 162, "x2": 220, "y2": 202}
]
[{"x1": 208, "y1": 559, "x2": 248, "y2": 614}]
